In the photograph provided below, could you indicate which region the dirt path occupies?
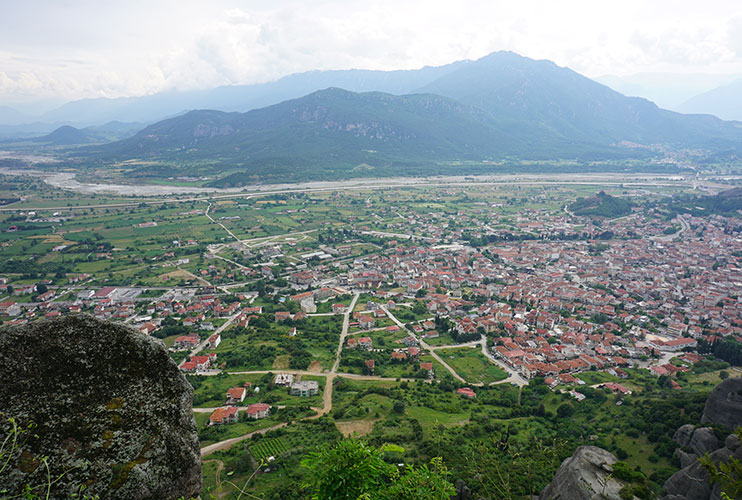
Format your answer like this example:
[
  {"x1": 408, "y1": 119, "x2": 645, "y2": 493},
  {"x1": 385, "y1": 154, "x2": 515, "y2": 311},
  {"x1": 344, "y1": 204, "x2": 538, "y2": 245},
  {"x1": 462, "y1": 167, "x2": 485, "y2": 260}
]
[{"x1": 202, "y1": 459, "x2": 225, "y2": 498}]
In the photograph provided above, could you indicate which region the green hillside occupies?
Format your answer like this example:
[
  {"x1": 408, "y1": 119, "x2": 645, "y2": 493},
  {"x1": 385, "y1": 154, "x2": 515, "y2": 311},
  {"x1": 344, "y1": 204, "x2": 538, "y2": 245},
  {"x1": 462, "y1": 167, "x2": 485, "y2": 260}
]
[
  {"x1": 665, "y1": 187, "x2": 742, "y2": 216},
  {"x1": 79, "y1": 52, "x2": 742, "y2": 186},
  {"x1": 569, "y1": 191, "x2": 634, "y2": 217}
]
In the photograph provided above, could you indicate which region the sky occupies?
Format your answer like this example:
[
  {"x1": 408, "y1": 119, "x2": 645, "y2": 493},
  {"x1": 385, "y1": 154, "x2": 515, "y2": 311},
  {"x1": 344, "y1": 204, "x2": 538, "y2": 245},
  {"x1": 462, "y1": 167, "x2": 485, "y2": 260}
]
[{"x1": 1, "y1": 0, "x2": 742, "y2": 110}]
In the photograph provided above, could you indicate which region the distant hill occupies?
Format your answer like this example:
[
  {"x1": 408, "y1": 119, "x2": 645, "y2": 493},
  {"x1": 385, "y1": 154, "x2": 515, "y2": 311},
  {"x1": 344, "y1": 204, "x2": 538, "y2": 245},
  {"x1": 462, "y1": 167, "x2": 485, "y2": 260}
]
[
  {"x1": 93, "y1": 88, "x2": 537, "y2": 185},
  {"x1": 666, "y1": 187, "x2": 742, "y2": 216},
  {"x1": 569, "y1": 191, "x2": 634, "y2": 218},
  {"x1": 22, "y1": 122, "x2": 144, "y2": 146},
  {"x1": 677, "y1": 79, "x2": 742, "y2": 121},
  {"x1": 0, "y1": 106, "x2": 29, "y2": 126},
  {"x1": 34, "y1": 125, "x2": 94, "y2": 145},
  {"x1": 594, "y1": 73, "x2": 738, "y2": 111},
  {"x1": 415, "y1": 52, "x2": 742, "y2": 149},
  {"x1": 27, "y1": 63, "x2": 467, "y2": 127}
]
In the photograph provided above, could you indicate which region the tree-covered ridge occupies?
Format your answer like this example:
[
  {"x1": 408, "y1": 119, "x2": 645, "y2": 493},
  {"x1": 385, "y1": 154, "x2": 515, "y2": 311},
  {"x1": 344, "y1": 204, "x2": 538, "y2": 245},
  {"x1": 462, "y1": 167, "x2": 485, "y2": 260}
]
[
  {"x1": 74, "y1": 50, "x2": 742, "y2": 186},
  {"x1": 664, "y1": 187, "x2": 742, "y2": 216},
  {"x1": 569, "y1": 191, "x2": 634, "y2": 217}
]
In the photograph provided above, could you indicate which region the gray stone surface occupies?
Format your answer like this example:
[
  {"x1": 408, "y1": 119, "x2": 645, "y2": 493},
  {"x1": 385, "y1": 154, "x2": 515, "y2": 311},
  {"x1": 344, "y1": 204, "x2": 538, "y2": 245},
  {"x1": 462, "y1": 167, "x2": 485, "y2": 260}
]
[
  {"x1": 663, "y1": 433, "x2": 742, "y2": 500},
  {"x1": 725, "y1": 433, "x2": 740, "y2": 452},
  {"x1": 0, "y1": 315, "x2": 201, "y2": 500},
  {"x1": 538, "y1": 446, "x2": 625, "y2": 500},
  {"x1": 701, "y1": 377, "x2": 742, "y2": 431},
  {"x1": 675, "y1": 448, "x2": 696, "y2": 469},
  {"x1": 688, "y1": 428, "x2": 720, "y2": 456},
  {"x1": 671, "y1": 426, "x2": 720, "y2": 471},
  {"x1": 674, "y1": 423, "x2": 696, "y2": 448}
]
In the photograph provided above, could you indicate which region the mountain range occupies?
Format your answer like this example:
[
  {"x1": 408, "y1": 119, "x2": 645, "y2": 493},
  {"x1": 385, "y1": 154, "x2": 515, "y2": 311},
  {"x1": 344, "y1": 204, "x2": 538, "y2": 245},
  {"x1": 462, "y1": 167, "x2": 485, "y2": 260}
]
[
  {"x1": 677, "y1": 79, "x2": 742, "y2": 121},
  {"x1": 2, "y1": 52, "x2": 742, "y2": 131},
  {"x1": 594, "y1": 73, "x2": 740, "y2": 113},
  {"x1": 73, "y1": 51, "x2": 742, "y2": 185},
  {"x1": 0, "y1": 62, "x2": 469, "y2": 132}
]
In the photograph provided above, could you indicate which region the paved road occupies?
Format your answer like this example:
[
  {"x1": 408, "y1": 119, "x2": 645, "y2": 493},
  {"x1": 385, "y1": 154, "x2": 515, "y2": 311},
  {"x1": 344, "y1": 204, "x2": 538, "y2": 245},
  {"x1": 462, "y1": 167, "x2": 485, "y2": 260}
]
[
  {"x1": 205, "y1": 202, "x2": 241, "y2": 243},
  {"x1": 654, "y1": 215, "x2": 690, "y2": 242},
  {"x1": 200, "y1": 292, "x2": 528, "y2": 455},
  {"x1": 382, "y1": 307, "x2": 529, "y2": 388},
  {"x1": 360, "y1": 230, "x2": 435, "y2": 242},
  {"x1": 200, "y1": 422, "x2": 290, "y2": 456},
  {"x1": 200, "y1": 292, "x2": 360, "y2": 455},
  {"x1": 476, "y1": 335, "x2": 529, "y2": 387},
  {"x1": 209, "y1": 229, "x2": 318, "y2": 254},
  {"x1": 189, "y1": 310, "x2": 243, "y2": 358},
  {"x1": 381, "y1": 305, "x2": 467, "y2": 384},
  {"x1": 321, "y1": 292, "x2": 361, "y2": 417},
  {"x1": 177, "y1": 267, "x2": 214, "y2": 288}
]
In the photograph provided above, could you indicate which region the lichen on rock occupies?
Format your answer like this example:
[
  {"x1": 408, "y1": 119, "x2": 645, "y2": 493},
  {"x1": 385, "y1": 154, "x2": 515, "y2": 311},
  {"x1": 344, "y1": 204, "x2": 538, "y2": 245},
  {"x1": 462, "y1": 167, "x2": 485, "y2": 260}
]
[{"x1": 0, "y1": 315, "x2": 201, "y2": 500}]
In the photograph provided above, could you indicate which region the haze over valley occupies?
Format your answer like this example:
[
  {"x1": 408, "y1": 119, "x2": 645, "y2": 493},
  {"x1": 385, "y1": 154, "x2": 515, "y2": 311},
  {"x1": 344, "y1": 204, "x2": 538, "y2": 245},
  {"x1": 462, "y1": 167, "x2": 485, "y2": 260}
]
[{"x1": 1, "y1": 2, "x2": 742, "y2": 500}]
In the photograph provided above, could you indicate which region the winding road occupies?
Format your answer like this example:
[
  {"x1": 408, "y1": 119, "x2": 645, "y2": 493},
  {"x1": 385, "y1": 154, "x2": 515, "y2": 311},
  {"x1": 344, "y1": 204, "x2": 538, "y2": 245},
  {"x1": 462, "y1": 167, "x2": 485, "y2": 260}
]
[
  {"x1": 200, "y1": 292, "x2": 360, "y2": 456},
  {"x1": 199, "y1": 293, "x2": 527, "y2": 456}
]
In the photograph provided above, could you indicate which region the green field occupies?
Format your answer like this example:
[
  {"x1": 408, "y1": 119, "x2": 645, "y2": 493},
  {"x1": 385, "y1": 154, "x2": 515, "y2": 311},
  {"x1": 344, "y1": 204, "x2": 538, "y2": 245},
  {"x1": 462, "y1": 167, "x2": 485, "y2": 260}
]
[
  {"x1": 249, "y1": 437, "x2": 290, "y2": 461},
  {"x1": 437, "y1": 347, "x2": 508, "y2": 384}
]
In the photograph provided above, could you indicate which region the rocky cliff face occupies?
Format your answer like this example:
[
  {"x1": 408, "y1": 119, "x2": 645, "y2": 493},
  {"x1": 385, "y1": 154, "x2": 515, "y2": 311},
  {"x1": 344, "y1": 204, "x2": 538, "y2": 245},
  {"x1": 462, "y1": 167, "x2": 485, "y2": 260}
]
[
  {"x1": 0, "y1": 315, "x2": 201, "y2": 500},
  {"x1": 538, "y1": 446, "x2": 626, "y2": 500},
  {"x1": 661, "y1": 376, "x2": 742, "y2": 500},
  {"x1": 672, "y1": 425, "x2": 720, "y2": 468},
  {"x1": 538, "y1": 379, "x2": 742, "y2": 500},
  {"x1": 662, "y1": 432, "x2": 741, "y2": 500},
  {"x1": 701, "y1": 377, "x2": 742, "y2": 431}
]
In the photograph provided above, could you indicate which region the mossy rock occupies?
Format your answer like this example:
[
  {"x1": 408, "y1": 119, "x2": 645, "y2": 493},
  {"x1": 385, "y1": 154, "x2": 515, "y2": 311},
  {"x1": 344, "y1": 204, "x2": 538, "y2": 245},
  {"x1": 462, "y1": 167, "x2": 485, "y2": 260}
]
[{"x1": 0, "y1": 315, "x2": 201, "y2": 499}]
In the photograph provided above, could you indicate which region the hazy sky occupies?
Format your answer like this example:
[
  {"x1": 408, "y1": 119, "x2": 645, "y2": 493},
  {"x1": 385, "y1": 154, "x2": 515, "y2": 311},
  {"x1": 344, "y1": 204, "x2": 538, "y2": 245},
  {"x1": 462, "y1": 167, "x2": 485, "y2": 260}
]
[{"x1": 1, "y1": 0, "x2": 742, "y2": 106}]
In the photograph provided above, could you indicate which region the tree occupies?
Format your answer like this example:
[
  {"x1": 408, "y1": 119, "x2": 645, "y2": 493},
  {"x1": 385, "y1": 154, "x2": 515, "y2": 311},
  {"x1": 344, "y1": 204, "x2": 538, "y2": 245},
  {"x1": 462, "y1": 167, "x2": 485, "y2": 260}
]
[
  {"x1": 378, "y1": 457, "x2": 455, "y2": 500},
  {"x1": 302, "y1": 439, "x2": 454, "y2": 500},
  {"x1": 393, "y1": 400, "x2": 406, "y2": 414},
  {"x1": 556, "y1": 403, "x2": 574, "y2": 418},
  {"x1": 720, "y1": 370, "x2": 730, "y2": 380}
]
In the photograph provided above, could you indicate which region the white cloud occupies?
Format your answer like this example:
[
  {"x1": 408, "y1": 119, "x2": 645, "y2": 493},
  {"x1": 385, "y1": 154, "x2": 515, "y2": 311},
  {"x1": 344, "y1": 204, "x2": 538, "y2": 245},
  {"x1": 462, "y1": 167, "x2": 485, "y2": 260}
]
[{"x1": 0, "y1": 0, "x2": 741, "y2": 105}]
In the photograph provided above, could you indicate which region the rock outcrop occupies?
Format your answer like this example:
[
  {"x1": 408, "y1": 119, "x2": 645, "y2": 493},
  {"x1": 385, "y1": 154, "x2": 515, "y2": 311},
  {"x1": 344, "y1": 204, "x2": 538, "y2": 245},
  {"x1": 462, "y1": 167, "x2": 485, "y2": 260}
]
[
  {"x1": 662, "y1": 377, "x2": 742, "y2": 500},
  {"x1": 0, "y1": 315, "x2": 201, "y2": 500},
  {"x1": 701, "y1": 377, "x2": 742, "y2": 431},
  {"x1": 662, "y1": 432, "x2": 741, "y2": 500},
  {"x1": 672, "y1": 425, "x2": 721, "y2": 468},
  {"x1": 538, "y1": 446, "x2": 625, "y2": 500}
]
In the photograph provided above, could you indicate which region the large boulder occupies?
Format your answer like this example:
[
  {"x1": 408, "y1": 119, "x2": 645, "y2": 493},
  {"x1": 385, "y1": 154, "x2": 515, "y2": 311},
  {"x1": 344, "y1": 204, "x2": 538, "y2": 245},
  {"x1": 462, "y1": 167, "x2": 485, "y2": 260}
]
[
  {"x1": 662, "y1": 440, "x2": 742, "y2": 500},
  {"x1": 701, "y1": 377, "x2": 742, "y2": 431},
  {"x1": 688, "y1": 428, "x2": 720, "y2": 456},
  {"x1": 0, "y1": 315, "x2": 201, "y2": 500},
  {"x1": 673, "y1": 424, "x2": 696, "y2": 448},
  {"x1": 672, "y1": 425, "x2": 721, "y2": 468},
  {"x1": 538, "y1": 446, "x2": 625, "y2": 500}
]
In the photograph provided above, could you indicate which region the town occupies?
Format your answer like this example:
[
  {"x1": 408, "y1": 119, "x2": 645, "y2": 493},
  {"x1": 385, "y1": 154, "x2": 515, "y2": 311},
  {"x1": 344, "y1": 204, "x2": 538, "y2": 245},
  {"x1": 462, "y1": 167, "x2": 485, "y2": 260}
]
[{"x1": 0, "y1": 174, "x2": 740, "y2": 498}]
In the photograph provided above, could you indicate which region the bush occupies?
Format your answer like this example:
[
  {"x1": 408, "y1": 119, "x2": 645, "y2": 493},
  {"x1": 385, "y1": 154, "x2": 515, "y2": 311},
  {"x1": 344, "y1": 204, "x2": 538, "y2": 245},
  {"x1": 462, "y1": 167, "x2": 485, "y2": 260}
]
[{"x1": 556, "y1": 403, "x2": 574, "y2": 418}]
